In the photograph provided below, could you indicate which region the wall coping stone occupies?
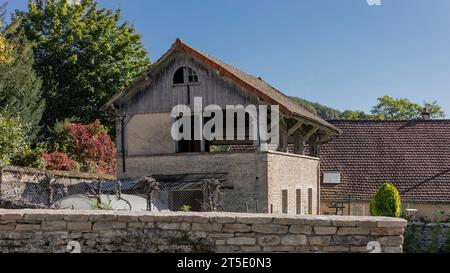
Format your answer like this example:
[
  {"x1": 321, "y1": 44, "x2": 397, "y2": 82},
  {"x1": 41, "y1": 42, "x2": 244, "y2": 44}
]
[{"x1": 0, "y1": 209, "x2": 407, "y2": 226}]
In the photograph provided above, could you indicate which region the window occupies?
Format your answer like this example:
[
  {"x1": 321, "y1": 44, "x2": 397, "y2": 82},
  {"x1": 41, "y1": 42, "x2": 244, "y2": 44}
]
[
  {"x1": 323, "y1": 172, "x2": 341, "y2": 184},
  {"x1": 296, "y1": 189, "x2": 302, "y2": 215},
  {"x1": 173, "y1": 67, "x2": 184, "y2": 84},
  {"x1": 308, "y1": 188, "x2": 313, "y2": 215},
  {"x1": 187, "y1": 67, "x2": 198, "y2": 83},
  {"x1": 352, "y1": 205, "x2": 366, "y2": 216},
  {"x1": 173, "y1": 67, "x2": 198, "y2": 85},
  {"x1": 282, "y1": 190, "x2": 288, "y2": 214}
]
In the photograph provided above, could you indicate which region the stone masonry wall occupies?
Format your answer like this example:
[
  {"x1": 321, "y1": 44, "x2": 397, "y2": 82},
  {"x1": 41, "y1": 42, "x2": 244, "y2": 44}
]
[
  {"x1": 267, "y1": 152, "x2": 319, "y2": 215},
  {"x1": 404, "y1": 222, "x2": 450, "y2": 253},
  {"x1": 117, "y1": 152, "x2": 269, "y2": 213},
  {"x1": 0, "y1": 210, "x2": 406, "y2": 253}
]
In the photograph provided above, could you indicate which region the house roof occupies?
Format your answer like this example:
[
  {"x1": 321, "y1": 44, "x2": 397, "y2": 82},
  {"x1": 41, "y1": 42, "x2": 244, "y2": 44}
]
[
  {"x1": 320, "y1": 120, "x2": 450, "y2": 204},
  {"x1": 105, "y1": 38, "x2": 340, "y2": 134}
]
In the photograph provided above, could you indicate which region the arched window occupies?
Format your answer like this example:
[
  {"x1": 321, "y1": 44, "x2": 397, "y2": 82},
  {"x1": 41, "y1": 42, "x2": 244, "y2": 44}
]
[{"x1": 173, "y1": 66, "x2": 198, "y2": 85}]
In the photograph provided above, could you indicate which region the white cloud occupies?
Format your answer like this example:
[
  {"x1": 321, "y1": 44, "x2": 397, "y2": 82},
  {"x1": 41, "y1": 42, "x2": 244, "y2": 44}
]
[{"x1": 367, "y1": 0, "x2": 382, "y2": 6}]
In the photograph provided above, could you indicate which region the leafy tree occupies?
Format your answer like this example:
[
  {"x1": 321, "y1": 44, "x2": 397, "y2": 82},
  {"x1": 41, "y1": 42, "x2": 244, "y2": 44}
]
[
  {"x1": 423, "y1": 101, "x2": 445, "y2": 119},
  {"x1": 0, "y1": 3, "x2": 13, "y2": 64},
  {"x1": 14, "y1": 0, "x2": 150, "y2": 132},
  {"x1": 290, "y1": 96, "x2": 342, "y2": 120},
  {"x1": 0, "y1": 31, "x2": 12, "y2": 63},
  {"x1": 371, "y1": 96, "x2": 445, "y2": 120},
  {"x1": 291, "y1": 95, "x2": 445, "y2": 121},
  {"x1": 0, "y1": 30, "x2": 45, "y2": 140},
  {"x1": 340, "y1": 110, "x2": 371, "y2": 120},
  {"x1": 338, "y1": 96, "x2": 445, "y2": 121},
  {"x1": 370, "y1": 183, "x2": 402, "y2": 217}
]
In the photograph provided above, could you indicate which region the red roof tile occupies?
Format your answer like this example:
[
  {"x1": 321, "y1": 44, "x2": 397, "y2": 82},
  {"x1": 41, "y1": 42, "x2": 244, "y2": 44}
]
[{"x1": 320, "y1": 120, "x2": 450, "y2": 203}]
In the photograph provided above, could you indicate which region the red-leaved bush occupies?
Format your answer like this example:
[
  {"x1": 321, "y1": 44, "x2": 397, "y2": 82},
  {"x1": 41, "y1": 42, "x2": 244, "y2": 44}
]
[
  {"x1": 50, "y1": 120, "x2": 117, "y2": 175},
  {"x1": 43, "y1": 152, "x2": 78, "y2": 172},
  {"x1": 68, "y1": 120, "x2": 117, "y2": 175}
]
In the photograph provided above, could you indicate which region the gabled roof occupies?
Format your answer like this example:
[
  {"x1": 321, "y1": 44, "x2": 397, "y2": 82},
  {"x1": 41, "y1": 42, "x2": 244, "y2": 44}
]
[
  {"x1": 105, "y1": 39, "x2": 340, "y2": 134},
  {"x1": 320, "y1": 120, "x2": 450, "y2": 203}
]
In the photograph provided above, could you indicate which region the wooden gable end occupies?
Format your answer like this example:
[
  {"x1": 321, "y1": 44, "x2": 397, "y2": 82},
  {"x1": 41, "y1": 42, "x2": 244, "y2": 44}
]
[{"x1": 117, "y1": 51, "x2": 260, "y2": 115}]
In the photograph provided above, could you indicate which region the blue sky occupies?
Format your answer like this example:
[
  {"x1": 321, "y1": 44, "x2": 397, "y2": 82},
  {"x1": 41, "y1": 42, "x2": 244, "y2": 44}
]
[{"x1": 4, "y1": 0, "x2": 450, "y2": 114}]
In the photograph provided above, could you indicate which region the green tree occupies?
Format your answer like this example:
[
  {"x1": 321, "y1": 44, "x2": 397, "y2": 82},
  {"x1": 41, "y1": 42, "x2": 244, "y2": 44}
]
[
  {"x1": 14, "y1": 0, "x2": 150, "y2": 132},
  {"x1": 0, "y1": 29, "x2": 13, "y2": 64},
  {"x1": 369, "y1": 183, "x2": 402, "y2": 217},
  {"x1": 371, "y1": 96, "x2": 445, "y2": 120},
  {"x1": 290, "y1": 96, "x2": 342, "y2": 120},
  {"x1": 0, "y1": 31, "x2": 45, "y2": 140},
  {"x1": 0, "y1": 110, "x2": 27, "y2": 164},
  {"x1": 340, "y1": 110, "x2": 371, "y2": 120},
  {"x1": 0, "y1": 3, "x2": 13, "y2": 64}
]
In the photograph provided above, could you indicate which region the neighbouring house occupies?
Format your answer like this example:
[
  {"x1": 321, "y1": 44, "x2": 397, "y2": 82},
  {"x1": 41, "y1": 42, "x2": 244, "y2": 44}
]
[
  {"x1": 105, "y1": 38, "x2": 340, "y2": 214},
  {"x1": 320, "y1": 116, "x2": 450, "y2": 222}
]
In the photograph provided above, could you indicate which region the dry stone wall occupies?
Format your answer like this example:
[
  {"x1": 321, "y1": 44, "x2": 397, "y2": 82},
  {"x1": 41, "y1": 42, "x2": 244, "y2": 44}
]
[{"x1": 0, "y1": 210, "x2": 406, "y2": 253}]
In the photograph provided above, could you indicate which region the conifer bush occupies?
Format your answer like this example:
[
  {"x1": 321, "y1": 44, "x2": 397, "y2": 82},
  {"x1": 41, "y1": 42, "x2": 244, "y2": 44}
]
[{"x1": 370, "y1": 183, "x2": 402, "y2": 217}]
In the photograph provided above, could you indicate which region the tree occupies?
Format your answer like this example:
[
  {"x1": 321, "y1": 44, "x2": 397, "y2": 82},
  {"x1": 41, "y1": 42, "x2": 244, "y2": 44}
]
[
  {"x1": 14, "y1": 0, "x2": 150, "y2": 132},
  {"x1": 338, "y1": 96, "x2": 446, "y2": 121},
  {"x1": 369, "y1": 183, "x2": 402, "y2": 217},
  {"x1": 0, "y1": 32, "x2": 45, "y2": 140},
  {"x1": 371, "y1": 96, "x2": 445, "y2": 120},
  {"x1": 0, "y1": 30, "x2": 13, "y2": 64},
  {"x1": 0, "y1": 3, "x2": 13, "y2": 64},
  {"x1": 340, "y1": 110, "x2": 371, "y2": 120},
  {"x1": 290, "y1": 96, "x2": 342, "y2": 120}
]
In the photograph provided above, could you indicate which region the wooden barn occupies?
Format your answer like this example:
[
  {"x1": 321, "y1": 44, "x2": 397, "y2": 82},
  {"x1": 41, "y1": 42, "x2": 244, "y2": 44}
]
[{"x1": 105, "y1": 39, "x2": 340, "y2": 214}]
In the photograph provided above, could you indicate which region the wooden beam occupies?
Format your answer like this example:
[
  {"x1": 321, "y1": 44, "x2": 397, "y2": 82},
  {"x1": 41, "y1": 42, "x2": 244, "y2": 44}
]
[
  {"x1": 288, "y1": 120, "x2": 303, "y2": 136},
  {"x1": 277, "y1": 118, "x2": 289, "y2": 153},
  {"x1": 293, "y1": 115, "x2": 341, "y2": 135},
  {"x1": 308, "y1": 135, "x2": 320, "y2": 157},
  {"x1": 303, "y1": 127, "x2": 319, "y2": 141},
  {"x1": 293, "y1": 131, "x2": 305, "y2": 155}
]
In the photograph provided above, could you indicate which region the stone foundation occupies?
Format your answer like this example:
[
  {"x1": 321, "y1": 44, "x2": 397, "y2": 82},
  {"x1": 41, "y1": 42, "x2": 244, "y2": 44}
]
[{"x1": 0, "y1": 210, "x2": 406, "y2": 253}]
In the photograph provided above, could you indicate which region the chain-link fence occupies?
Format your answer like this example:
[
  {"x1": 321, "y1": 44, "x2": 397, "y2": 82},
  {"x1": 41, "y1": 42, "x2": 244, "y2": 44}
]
[{"x1": 0, "y1": 165, "x2": 242, "y2": 212}]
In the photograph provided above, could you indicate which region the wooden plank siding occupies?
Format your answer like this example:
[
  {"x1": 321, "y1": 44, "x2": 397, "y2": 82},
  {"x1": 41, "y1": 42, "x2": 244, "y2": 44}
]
[{"x1": 118, "y1": 52, "x2": 259, "y2": 116}]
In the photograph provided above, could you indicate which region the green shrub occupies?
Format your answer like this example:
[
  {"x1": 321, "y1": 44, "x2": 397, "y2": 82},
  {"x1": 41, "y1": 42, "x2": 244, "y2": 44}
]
[
  {"x1": 49, "y1": 119, "x2": 73, "y2": 154},
  {"x1": 429, "y1": 224, "x2": 442, "y2": 253},
  {"x1": 181, "y1": 205, "x2": 192, "y2": 212},
  {"x1": 369, "y1": 183, "x2": 402, "y2": 217},
  {"x1": 0, "y1": 111, "x2": 27, "y2": 165},
  {"x1": 12, "y1": 143, "x2": 47, "y2": 170},
  {"x1": 403, "y1": 224, "x2": 421, "y2": 253},
  {"x1": 92, "y1": 197, "x2": 113, "y2": 211}
]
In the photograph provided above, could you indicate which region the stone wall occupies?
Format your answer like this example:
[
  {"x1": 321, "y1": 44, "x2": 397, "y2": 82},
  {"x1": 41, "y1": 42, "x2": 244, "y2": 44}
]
[
  {"x1": 0, "y1": 210, "x2": 406, "y2": 253},
  {"x1": 404, "y1": 222, "x2": 450, "y2": 253},
  {"x1": 267, "y1": 152, "x2": 319, "y2": 215},
  {"x1": 118, "y1": 152, "x2": 269, "y2": 213},
  {"x1": 117, "y1": 151, "x2": 320, "y2": 214}
]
